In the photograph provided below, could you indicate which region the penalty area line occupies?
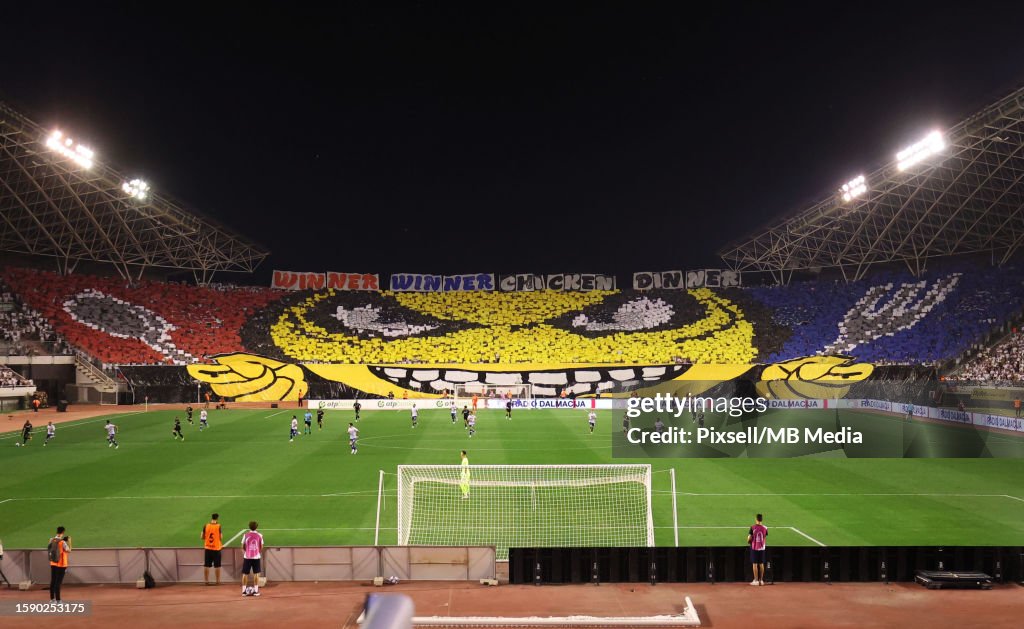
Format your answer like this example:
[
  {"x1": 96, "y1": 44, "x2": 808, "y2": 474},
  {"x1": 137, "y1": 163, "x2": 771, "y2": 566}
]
[
  {"x1": 6, "y1": 492, "x2": 381, "y2": 502},
  {"x1": 680, "y1": 492, "x2": 1023, "y2": 503},
  {"x1": 666, "y1": 524, "x2": 827, "y2": 546},
  {"x1": 787, "y1": 526, "x2": 826, "y2": 547},
  {"x1": 261, "y1": 527, "x2": 396, "y2": 532},
  {"x1": 224, "y1": 529, "x2": 247, "y2": 546}
]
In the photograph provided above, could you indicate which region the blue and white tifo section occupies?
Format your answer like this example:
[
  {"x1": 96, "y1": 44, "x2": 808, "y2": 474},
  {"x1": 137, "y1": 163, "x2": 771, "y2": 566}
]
[{"x1": 746, "y1": 263, "x2": 1024, "y2": 364}]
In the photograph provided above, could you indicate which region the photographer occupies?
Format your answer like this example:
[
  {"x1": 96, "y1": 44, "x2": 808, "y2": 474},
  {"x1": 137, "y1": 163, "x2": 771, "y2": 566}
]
[{"x1": 48, "y1": 527, "x2": 71, "y2": 602}]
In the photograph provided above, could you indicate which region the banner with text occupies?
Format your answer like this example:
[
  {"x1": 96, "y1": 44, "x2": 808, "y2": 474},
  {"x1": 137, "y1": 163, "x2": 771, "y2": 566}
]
[
  {"x1": 684, "y1": 269, "x2": 742, "y2": 288},
  {"x1": 633, "y1": 270, "x2": 686, "y2": 290},
  {"x1": 272, "y1": 270, "x2": 380, "y2": 291},
  {"x1": 498, "y1": 273, "x2": 616, "y2": 292},
  {"x1": 389, "y1": 273, "x2": 496, "y2": 292}
]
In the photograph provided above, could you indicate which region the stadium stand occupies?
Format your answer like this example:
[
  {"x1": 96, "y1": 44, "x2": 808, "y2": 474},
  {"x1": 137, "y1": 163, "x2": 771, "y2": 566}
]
[
  {"x1": 0, "y1": 277, "x2": 71, "y2": 356},
  {"x1": 0, "y1": 364, "x2": 32, "y2": 388},
  {"x1": 745, "y1": 264, "x2": 1024, "y2": 366},
  {"x1": 1, "y1": 267, "x2": 282, "y2": 367},
  {"x1": 957, "y1": 329, "x2": 1024, "y2": 384},
  {"x1": 3, "y1": 262, "x2": 1023, "y2": 370},
  {"x1": 262, "y1": 288, "x2": 761, "y2": 365}
]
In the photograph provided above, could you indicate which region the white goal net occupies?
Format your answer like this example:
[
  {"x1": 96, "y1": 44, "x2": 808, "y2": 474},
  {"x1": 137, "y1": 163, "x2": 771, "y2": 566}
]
[
  {"x1": 396, "y1": 464, "x2": 653, "y2": 559},
  {"x1": 453, "y1": 383, "x2": 532, "y2": 405}
]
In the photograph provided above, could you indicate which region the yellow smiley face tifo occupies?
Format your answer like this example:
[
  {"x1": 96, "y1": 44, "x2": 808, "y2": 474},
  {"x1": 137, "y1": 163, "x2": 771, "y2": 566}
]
[{"x1": 187, "y1": 289, "x2": 873, "y2": 401}]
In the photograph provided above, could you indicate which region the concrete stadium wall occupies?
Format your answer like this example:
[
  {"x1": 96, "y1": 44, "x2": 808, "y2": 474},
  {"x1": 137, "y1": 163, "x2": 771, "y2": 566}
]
[{"x1": 0, "y1": 546, "x2": 496, "y2": 585}]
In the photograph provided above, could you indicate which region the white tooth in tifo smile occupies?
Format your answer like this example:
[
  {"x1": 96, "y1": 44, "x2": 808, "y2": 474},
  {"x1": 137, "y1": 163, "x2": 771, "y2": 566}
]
[
  {"x1": 609, "y1": 369, "x2": 635, "y2": 381},
  {"x1": 574, "y1": 370, "x2": 602, "y2": 383},
  {"x1": 528, "y1": 372, "x2": 569, "y2": 385},
  {"x1": 484, "y1": 373, "x2": 524, "y2": 385},
  {"x1": 596, "y1": 381, "x2": 614, "y2": 391},
  {"x1": 567, "y1": 383, "x2": 592, "y2": 395},
  {"x1": 533, "y1": 386, "x2": 557, "y2": 396},
  {"x1": 443, "y1": 370, "x2": 478, "y2": 383},
  {"x1": 642, "y1": 367, "x2": 666, "y2": 379},
  {"x1": 384, "y1": 368, "x2": 407, "y2": 379},
  {"x1": 430, "y1": 380, "x2": 454, "y2": 392},
  {"x1": 411, "y1": 370, "x2": 439, "y2": 381}
]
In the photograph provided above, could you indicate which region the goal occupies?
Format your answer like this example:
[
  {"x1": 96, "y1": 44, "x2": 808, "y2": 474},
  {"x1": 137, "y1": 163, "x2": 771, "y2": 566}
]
[
  {"x1": 395, "y1": 464, "x2": 653, "y2": 560},
  {"x1": 453, "y1": 383, "x2": 532, "y2": 405}
]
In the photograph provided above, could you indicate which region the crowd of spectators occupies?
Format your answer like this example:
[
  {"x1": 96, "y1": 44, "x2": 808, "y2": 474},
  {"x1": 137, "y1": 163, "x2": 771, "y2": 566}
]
[
  {"x1": 0, "y1": 280, "x2": 72, "y2": 356},
  {"x1": 0, "y1": 364, "x2": 33, "y2": 388},
  {"x1": 956, "y1": 329, "x2": 1024, "y2": 384},
  {"x1": 2, "y1": 267, "x2": 282, "y2": 366},
  {"x1": 262, "y1": 288, "x2": 761, "y2": 365},
  {"x1": 745, "y1": 263, "x2": 1024, "y2": 365},
  {"x1": 2, "y1": 262, "x2": 1023, "y2": 371}
]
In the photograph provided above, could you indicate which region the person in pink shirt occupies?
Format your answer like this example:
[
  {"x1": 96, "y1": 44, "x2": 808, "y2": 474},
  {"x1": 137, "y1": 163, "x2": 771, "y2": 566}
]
[
  {"x1": 240, "y1": 521, "x2": 264, "y2": 597},
  {"x1": 747, "y1": 513, "x2": 768, "y2": 586}
]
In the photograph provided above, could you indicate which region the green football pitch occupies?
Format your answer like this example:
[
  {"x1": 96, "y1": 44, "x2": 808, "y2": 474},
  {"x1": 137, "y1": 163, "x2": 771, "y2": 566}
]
[{"x1": 2, "y1": 407, "x2": 1023, "y2": 551}]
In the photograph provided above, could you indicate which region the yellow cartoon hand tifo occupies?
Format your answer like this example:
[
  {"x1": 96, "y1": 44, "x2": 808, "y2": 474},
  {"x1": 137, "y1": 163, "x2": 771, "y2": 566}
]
[
  {"x1": 187, "y1": 353, "x2": 308, "y2": 402},
  {"x1": 758, "y1": 355, "x2": 874, "y2": 400}
]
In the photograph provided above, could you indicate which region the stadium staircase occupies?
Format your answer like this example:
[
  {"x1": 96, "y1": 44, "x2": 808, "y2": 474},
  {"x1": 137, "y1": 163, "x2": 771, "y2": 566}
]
[{"x1": 73, "y1": 354, "x2": 123, "y2": 403}]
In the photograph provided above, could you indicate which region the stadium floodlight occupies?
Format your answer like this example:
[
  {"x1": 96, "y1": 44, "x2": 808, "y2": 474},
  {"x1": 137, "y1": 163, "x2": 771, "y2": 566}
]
[
  {"x1": 44, "y1": 130, "x2": 94, "y2": 169},
  {"x1": 122, "y1": 178, "x2": 150, "y2": 200},
  {"x1": 839, "y1": 175, "x2": 867, "y2": 202},
  {"x1": 896, "y1": 130, "x2": 944, "y2": 171}
]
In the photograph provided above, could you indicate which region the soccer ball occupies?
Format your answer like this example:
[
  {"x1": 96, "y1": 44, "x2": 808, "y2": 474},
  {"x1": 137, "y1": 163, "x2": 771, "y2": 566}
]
[{"x1": 244, "y1": 586, "x2": 255, "y2": 596}]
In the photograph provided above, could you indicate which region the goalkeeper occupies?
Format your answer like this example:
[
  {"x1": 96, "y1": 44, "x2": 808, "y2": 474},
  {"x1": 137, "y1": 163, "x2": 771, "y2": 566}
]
[{"x1": 459, "y1": 450, "x2": 470, "y2": 499}]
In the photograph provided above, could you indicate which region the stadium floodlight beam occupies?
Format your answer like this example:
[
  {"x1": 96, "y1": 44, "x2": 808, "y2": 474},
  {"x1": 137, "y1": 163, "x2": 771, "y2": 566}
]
[
  {"x1": 896, "y1": 130, "x2": 944, "y2": 171},
  {"x1": 122, "y1": 178, "x2": 150, "y2": 200},
  {"x1": 44, "y1": 129, "x2": 94, "y2": 169},
  {"x1": 839, "y1": 175, "x2": 867, "y2": 202}
]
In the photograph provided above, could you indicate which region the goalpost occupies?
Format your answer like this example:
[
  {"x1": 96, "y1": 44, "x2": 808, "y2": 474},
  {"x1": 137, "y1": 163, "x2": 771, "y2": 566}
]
[
  {"x1": 453, "y1": 383, "x2": 533, "y2": 405},
  {"x1": 396, "y1": 464, "x2": 654, "y2": 560}
]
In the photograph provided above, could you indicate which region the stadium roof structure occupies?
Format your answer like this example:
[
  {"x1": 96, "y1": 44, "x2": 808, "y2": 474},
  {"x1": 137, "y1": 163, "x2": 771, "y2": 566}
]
[
  {"x1": 0, "y1": 102, "x2": 269, "y2": 283},
  {"x1": 719, "y1": 85, "x2": 1024, "y2": 283}
]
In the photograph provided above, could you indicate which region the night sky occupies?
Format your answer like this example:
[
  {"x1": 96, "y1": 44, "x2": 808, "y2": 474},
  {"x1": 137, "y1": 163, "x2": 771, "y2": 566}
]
[{"x1": 4, "y1": 2, "x2": 1024, "y2": 283}]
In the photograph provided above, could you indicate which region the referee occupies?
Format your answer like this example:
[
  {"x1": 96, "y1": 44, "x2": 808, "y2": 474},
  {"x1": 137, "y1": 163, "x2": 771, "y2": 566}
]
[{"x1": 202, "y1": 513, "x2": 223, "y2": 585}]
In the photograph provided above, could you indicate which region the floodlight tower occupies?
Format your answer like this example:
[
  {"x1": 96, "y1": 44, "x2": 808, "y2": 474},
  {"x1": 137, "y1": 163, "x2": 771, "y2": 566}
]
[
  {"x1": 122, "y1": 178, "x2": 150, "y2": 200},
  {"x1": 44, "y1": 129, "x2": 94, "y2": 169},
  {"x1": 896, "y1": 130, "x2": 945, "y2": 171},
  {"x1": 839, "y1": 175, "x2": 866, "y2": 202}
]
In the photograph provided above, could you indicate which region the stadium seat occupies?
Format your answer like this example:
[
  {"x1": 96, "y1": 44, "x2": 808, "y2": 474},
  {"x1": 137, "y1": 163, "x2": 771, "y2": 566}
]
[
  {"x1": 4, "y1": 262, "x2": 1022, "y2": 370},
  {"x1": 2, "y1": 267, "x2": 282, "y2": 367}
]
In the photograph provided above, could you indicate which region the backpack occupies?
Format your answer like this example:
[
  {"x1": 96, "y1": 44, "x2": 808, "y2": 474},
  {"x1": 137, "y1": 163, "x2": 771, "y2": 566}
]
[
  {"x1": 47, "y1": 538, "x2": 61, "y2": 563},
  {"x1": 142, "y1": 550, "x2": 156, "y2": 588}
]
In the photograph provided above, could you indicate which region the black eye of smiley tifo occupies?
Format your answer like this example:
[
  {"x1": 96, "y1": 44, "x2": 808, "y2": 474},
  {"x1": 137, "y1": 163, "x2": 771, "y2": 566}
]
[
  {"x1": 305, "y1": 292, "x2": 477, "y2": 340},
  {"x1": 547, "y1": 291, "x2": 709, "y2": 337}
]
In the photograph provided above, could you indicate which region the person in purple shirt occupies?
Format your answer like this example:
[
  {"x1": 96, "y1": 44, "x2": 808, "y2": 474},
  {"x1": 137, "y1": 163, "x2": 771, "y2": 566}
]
[{"x1": 747, "y1": 513, "x2": 768, "y2": 586}]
